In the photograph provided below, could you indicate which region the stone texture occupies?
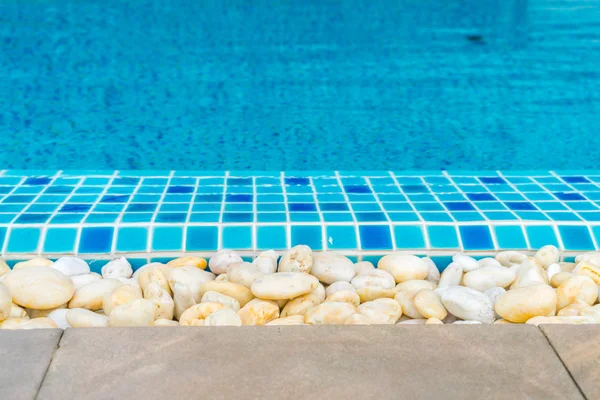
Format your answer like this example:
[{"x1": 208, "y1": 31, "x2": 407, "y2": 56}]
[
  {"x1": 38, "y1": 326, "x2": 582, "y2": 400},
  {"x1": 541, "y1": 325, "x2": 600, "y2": 400},
  {"x1": 0, "y1": 329, "x2": 62, "y2": 400}
]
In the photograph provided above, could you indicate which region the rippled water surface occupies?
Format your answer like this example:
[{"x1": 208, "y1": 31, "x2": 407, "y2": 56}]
[{"x1": 1, "y1": 0, "x2": 599, "y2": 170}]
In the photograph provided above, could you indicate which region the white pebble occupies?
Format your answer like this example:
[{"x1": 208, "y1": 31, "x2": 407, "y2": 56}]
[
  {"x1": 325, "y1": 281, "x2": 356, "y2": 297},
  {"x1": 438, "y1": 262, "x2": 463, "y2": 288},
  {"x1": 52, "y1": 257, "x2": 90, "y2": 277},
  {"x1": 101, "y1": 257, "x2": 133, "y2": 279},
  {"x1": 208, "y1": 250, "x2": 243, "y2": 275},
  {"x1": 278, "y1": 245, "x2": 313, "y2": 273},
  {"x1": 252, "y1": 250, "x2": 278, "y2": 274},
  {"x1": 422, "y1": 257, "x2": 440, "y2": 284},
  {"x1": 437, "y1": 286, "x2": 495, "y2": 324},
  {"x1": 452, "y1": 254, "x2": 479, "y2": 272}
]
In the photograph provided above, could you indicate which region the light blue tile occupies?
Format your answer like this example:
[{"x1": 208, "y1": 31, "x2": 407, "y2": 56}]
[
  {"x1": 43, "y1": 228, "x2": 78, "y2": 253},
  {"x1": 494, "y1": 226, "x2": 527, "y2": 249},
  {"x1": 526, "y1": 226, "x2": 559, "y2": 249},
  {"x1": 257, "y1": 226, "x2": 287, "y2": 250},
  {"x1": 152, "y1": 227, "x2": 183, "y2": 251},
  {"x1": 326, "y1": 226, "x2": 357, "y2": 250},
  {"x1": 427, "y1": 226, "x2": 459, "y2": 249},
  {"x1": 291, "y1": 226, "x2": 323, "y2": 250},
  {"x1": 7, "y1": 228, "x2": 41, "y2": 253},
  {"x1": 186, "y1": 226, "x2": 218, "y2": 251},
  {"x1": 116, "y1": 227, "x2": 148, "y2": 252},
  {"x1": 393, "y1": 225, "x2": 425, "y2": 249},
  {"x1": 222, "y1": 226, "x2": 253, "y2": 249}
]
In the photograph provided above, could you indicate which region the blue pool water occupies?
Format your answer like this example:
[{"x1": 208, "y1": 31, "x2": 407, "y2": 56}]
[{"x1": 1, "y1": 0, "x2": 599, "y2": 170}]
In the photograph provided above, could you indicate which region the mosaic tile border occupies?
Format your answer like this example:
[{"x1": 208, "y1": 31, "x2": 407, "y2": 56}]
[{"x1": 1, "y1": 170, "x2": 600, "y2": 258}]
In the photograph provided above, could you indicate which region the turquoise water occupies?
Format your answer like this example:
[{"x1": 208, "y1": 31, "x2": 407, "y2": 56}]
[{"x1": 1, "y1": 0, "x2": 599, "y2": 170}]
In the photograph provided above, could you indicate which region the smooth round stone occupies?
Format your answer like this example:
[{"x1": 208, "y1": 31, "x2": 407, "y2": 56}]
[
  {"x1": 575, "y1": 252, "x2": 600, "y2": 264},
  {"x1": 484, "y1": 287, "x2": 506, "y2": 320},
  {"x1": 201, "y1": 291, "x2": 241, "y2": 312},
  {"x1": 17, "y1": 318, "x2": 59, "y2": 330},
  {"x1": 0, "y1": 283, "x2": 11, "y2": 322},
  {"x1": 144, "y1": 281, "x2": 174, "y2": 320},
  {"x1": 173, "y1": 283, "x2": 196, "y2": 320},
  {"x1": 278, "y1": 245, "x2": 313, "y2": 274},
  {"x1": 205, "y1": 307, "x2": 242, "y2": 326},
  {"x1": 168, "y1": 266, "x2": 215, "y2": 302},
  {"x1": 4, "y1": 267, "x2": 75, "y2": 310},
  {"x1": 167, "y1": 256, "x2": 208, "y2": 270},
  {"x1": 238, "y1": 299, "x2": 280, "y2": 325},
  {"x1": 546, "y1": 263, "x2": 562, "y2": 281},
  {"x1": 438, "y1": 262, "x2": 463, "y2": 288},
  {"x1": 266, "y1": 315, "x2": 307, "y2": 325},
  {"x1": 358, "y1": 298, "x2": 402, "y2": 324},
  {"x1": 551, "y1": 272, "x2": 573, "y2": 288},
  {"x1": 351, "y1": 270, "x2": 395, "y2": 290},
  {"x1": 251, "y1": 272, "x2": 319, "y2": 300},
  {"x1": 495, "y1": 251, "x2": 527, "y2": 267},
  {"x1": 510, "y1": 260, "x2": 548, "y2": 289},
  {"x1": 132, "y1": 262, "x2": 169, "y2": 281},
  {"x1": 463, "y1": 266, "x2": 516, "y2": 292},
  {"x1": 353, "y1": 261, "x2": 375, "y2": 276},
  {"x1": 0, "y1": 259, "x2": 10, "y2": 277},
  {"x1": 560, "y1": 262, "x2": 576, "y2": 273},
  {"x1": 71, "y1": 273, "x2": 102, "y2": 290},
  {"x1": 557, "y1": 300, "x2": 591, "y2": 317},
  {"x1": 423, "y1": 257, "x2": 440, "y2": 284},
  {"x1": 325, "y1": 281, "x2": 356, "y2": 297},
  {"x1": 356, "y1": 287, "x2": 396, "y2": 303},
  {"x1": 310, "y1": 252, "x2": 355, "y2": 285},
  {"x1": 437, "y1": 286, "x2": 495, "y2": 324},
  {"x1": 27, "y1": 304, "x2": 67, "y2": 319},
  {"x1": 13, "y1": 257, "x2": 53, "y2": 270},
  {"x1": 152, "y1": 319, "x2": 180, "y2": 327},
  {"x1": 580, "y1": 305, "x2": 600, "y2": 322},
  {"x1": 10, "y1": 303, "x2": 28, "y2": 319},
  {"x1": 304, "y1": 302, "x2": 356, "y2": 325},
  {"x1": 138, "y1": 265, "x2": 172, "y2": 297},
  {"x1": 378, "y1": 254, "x2": 428, "y2": 283},
  {"x1": 556, "y1": 275, "x2": 598, "y2": 310},
  {"x1": 453, "y1": 320, "x2": 482, "y2": 325},
  {"x1": 66, "y1": 308, "x2": 109, "y2": 328},
  {"x1": 397, "y1": 319, "x2": 426, "y2": 325},
  {"x1": 535, "y1": 245, "x2": 560, "y2": 269},
  {"x1": 325, "y1": 291, "x2": 360, "y2": 307},
  {"x1": 52, "y1": 257, "x2": 90, "y2": 277},
  {"x1": 495, "y1": 284, "x2": 557, "y2": 323},
  {"x1": 227, "y1": 262, "x2": 264, "y2": 289},
  {"x1": 179, "y1": 302, "x2": 225, "y2": 326},
  {"x1": 209, "y1": 250, "x2": 243, "y2": 275},
  {"x1": 253, "y1": 250, "x2": 278, "y2": 274},
  {"x1": 526, "y1": 316, "x2": 596, "y2": 325},
  {"x1": 452, "y1": 254, "x2": 479, "y2": 272},
  {"x1": 478, "y1": 258, "x2": 502, "y2": 268},
  {"x1": 396, "y1": 280, "x2": 437, "y2": 296},
  {"x1": 101, "y1": 257, "x2": 133, "y2": 279},
  {"x1": 573, "y1": 261, "x2": 600, "y2": 286},
  {"x1": 493, "y1": 319, "x2": 513, "y2": 324},
  {"x1": 68, "y1": 278, "x2": 123, "y2": 311},
  {"x1": 109, "y1": 299, "x2": 157, "y2": 327},
  {"x1": 216, "y1": 274, "x2": 229, "y2": 282},
  {"x1": 394, "y1": 292, "x2": 422, "y2": 319},
  {"x1": 414, "y1": 289, "x2": 447, "y2": 320},
  {"x1": 103, "y1": 284, "x2": 143, "y2": 316},
  {"x1": 199, "y1": 281, "x2": 254, "y2": 307},
  {"x1": 280, "y1": 284, "x2": 325, "y2": 318},
  {"x1": 426, "y1": 317, "x2": 444, "y2": 325},
  {"x1": 47, "y1": 309, "x2": 70, "y2": 329},
  {"x1": 0, "y1": 317, "x2": 30, "y2": 329}
]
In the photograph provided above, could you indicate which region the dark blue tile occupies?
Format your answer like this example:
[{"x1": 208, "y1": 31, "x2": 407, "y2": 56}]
[
  {"x1": 558, "y1": 226, "x2": 595, "y2": 251},
  {"x1": 45, "y1": 186, "x2": 74, "y2": 194},
  {"x1": 401, "y1": 185, "x2": 428, "y2": 193},
  {"x1": 228, "y1": 177, "x2": 252, "y2": 185},
  {"x1": 155, "y1": 213, "x2": 187, "y2": 223},
  {"x1": 226, "y1": 194, "x2": 253, "y2": 203},
  {"x1": 459, "y1": 225, "x2": 494, "y2": 250},
  {"x1": 466, "y1": 193, "x2": 495, "y2": 201},
  {"x1": 79, "y1": 227, "x2": 114, "y2": 253},
  {"x1": 289, "y1": 203, "x2": 317, "y2": 212},
  {"x1": 195, "y1": 194, "x2": 223, "y2": 202},
  {"x1": 14, "y1": 213, "x2": 51, "y2": 224},
  {"x1": 359, "y1": 225, "x2": 392, "y2": 250},
  {"x1": 444, "y1": 202, "x2": 475, "y2": 211},
  {"x1": 222, "y1": 213, "x2": 253, "y2": 223},
  {"x1": 112, "y1": 177, "x2": 140, "y2": 185},
  {"x1": 479, "y1": 177, "x2": 506, "y2": 184},
  {"x1": 356, "y1": 212, "x2": 387, "y2": 222},
  {"x1": 60, "y1": 204, "x2": 91, "y2": 213},
  {"x1": 101, "y1": 195, "x2": 130, "y2": 203},
  {"x1": 344, "y1": 185, "x2": 371, "y2": 194},
  {"x1": 285, "y1": 177, "x2": 310, "y2": 186},
  {"x1": 505, "y1": 202, "x2": 537, "y2": 211},
  {"x1": 562, "y1": 176, "x2": 590, "y2": 184},
  {"x1": 2, "y1": 195, "x2": 36, "y2": 203},
  {"x1": 126, "y1": 203, "x2": 157, "y2": 212},
  {"x1": 167, "y1": 186, "x2": 194, "y2": 194},
  {"x1": 554, "y1": 192, "x2": 585, "y2": 201},
  {"x1": 319, "y1": 202, "x2": 349, "y2": 211},
  {"x1": 24, "y1": 177, "x2": 51, "y2": 185}
]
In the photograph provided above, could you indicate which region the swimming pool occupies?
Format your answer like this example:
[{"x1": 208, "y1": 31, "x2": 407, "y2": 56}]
[{"x1": 1, "y1": 0, "x2": 599, "y2": 170}]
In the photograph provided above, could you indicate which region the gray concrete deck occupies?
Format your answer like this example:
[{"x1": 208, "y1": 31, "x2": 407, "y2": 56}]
[{"x1": 1, "y1": 325, "x2": 596, "y2": 400}]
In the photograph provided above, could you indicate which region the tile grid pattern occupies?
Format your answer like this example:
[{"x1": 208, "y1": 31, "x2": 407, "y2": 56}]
[{"x1": 1, "y1": 170, "x2": 600, "y2": 257}]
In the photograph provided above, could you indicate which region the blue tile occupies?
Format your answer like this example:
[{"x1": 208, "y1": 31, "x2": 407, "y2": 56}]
[
  {"x1": 444, "y1": 202, "x2": 475, "y2": 211},
  {"x1": 23, "y1": 177, "x2": 52, "y2": 185},
  {"x1": 351, "y1": 203, "x2": 382, "y2": 212},
  {"x1": 45, "y1": 186, "x2": 74, "y2": 194},
  {"x1": 164, "y1": 194, "x2": 192, "y2": 203},
  {"x1": 257, "y1": 203, "x2": 286, "y2": 212},
  {"x1": 578, "y1": 212, "x2": 600, "y2": 222},
  {"x1": 290, "y1": 212, "x2": 320, "y2": 222},
  {"x1": 193, "y1": 203, "x2": 221, "y2": 212},
  {"x1": 562, "y1": 176, "x2": 590, "y2": 184},
  {"x1": 122, "y1": 213, "x2": 154, "y2": 223},
  {"x1": 186, "y1": 226, "x2": 218, "y2": 251},
  {"x1": 459, "y1": 226, "x2": 494, "y2": 250},
  {"x1": 85, "y1": 213, "x2": 120, "y2": 223},
  {"x1": 79, "y1": 227, "x2": 114, "y2": 253},
  {"x1": 558, "y1": 226, "x2": 595, "y2": 251},
  {"x1": 160, "y1": 203, "x2": 189, "y2": 212},
  {"x1": 394, "y1": 225, "x2": 425, "y2": 249},
  {"x1": 359, "y1": 225, "x2": 392, "y2": 250},
  {"x1": 546, "y1": 212, "x2": 582, "y2": 221},
  {"x1": 257, "y1": 213, "x2": 287, "y2": 223},
  {"x1": 167, "y1": 186, "x2": 194, "y2": 194},
  {"x1": 388, "y1": 212, "x2": 420, "y2": 222},
  {"x1": 525, "y1": 226, "x2": 559, "y2": 249},
  {"x1": 60, "y1": 204, "x2": 92, "y2": 213},
  {"x1": 6, "y1": 228, "x2": 40, "y2": 252},
  {"x1": 382, "y1": 203, "x2": 412, "y2": 211},
  {"x1": 189, "y1": 213, "x2": 220, "y2": 223},
  {"x1": 228, "y1": 177, "x2": 252, "y2": 185},
  {"x1": 554, "y1": 192, "x2": 585, "y2": 201},
  {"x1": 285, "y1": 177, "x2": 309, "y2": 186},
  {"x1": 155, "y1": 213, "x2": 187, "y2": 223},
  {"x1": 590, "y1": 227, "x2": 600, "y2": 248},
  {"x1": 152, "y1": 227, "x2": 183, "y2": 251},
  {"x1": 326, "y1": 226, "x2": 357, "y2": 250},
  {"x1": 0, "y1": 204, "x2": 26, "y2": 212},
  {"x1": 322, "y1": 212, "x2": 354, "y2": 222},
  {"x1": 289, "y1": 203, "x2": 317, "y2": 212},
  {"x1": 224, "y1": 203, "x2": 253, "y2": 212},
  {"x1": 0, "y1": 214, "x2": 16, "y2": 223},
  {"x1": 451, "y1": 212, "x2": 485, "y2": 222},
  {"x1": 116, "y1": 227, "x2": 148, "y2": 252},
  {"x1": 401, "y1": 185, "x2": 428, "y2": 193},
  {"x1": 50, "y1": 214, "x2": 86, "y2": 224},
  {"x1": 421, "y1": 212, "x2": 453, "y2": 222},
  {"x1": 291, "y1": 226, "x2": 323, "y2": 250},
  {"x1": 494, "y1": 226, "x2": 527, "y2": 249},
  {"x1": 0, "y1": 228, "x2": 5, "y2": 249},
  {"x1": 427, "y1": 226, "x2": 459, "y2": 249},
  {"x1": 222, "y1": 226, "x2": 253, "y2": 249},
  {"x1": 222, "y1": 213, "x2": 253, "y2": 223},
  {"x1": 344, "y1": 185, "x2": 371, "y2": 194},
  {"x1": 126, "y1": 203, "x2": 157, "y2": 212},
  {"x1": 414, "y1": 203, "x2": 444, "y2": 211},
  {"x1": 484, "y1": 211, "x2": 518, "y2": 221},
  {"x1": 2, "y1": 195, "x2": 36, "y2": 203},
  {"x1": 93, "y1": 204, "x2": 124, "y2": 213},
  {"x1": 505, "y1": 202, "x2": 537, "y2": 211},
  {"x1": 479, "y1": 177, "x2": 506, "y2": 184},
  {"x1": 355, "y1": 212, "x2": 387, "y2": 222},
  {"x1": 112, "y1": 177, "x2": 140, "y2": 186},
  {"x1": 225, "y1": 194, "x2": 252, "y2": 203},
  {"x1": 14, "y1": 214, "x2": 51, "y2": 224},
  {"x1": 101, "y1": 194, "x2": 130, "y2": 203},
  {"x1": 43, "y1": 228, "x2": 78, "y2": 253},
  {"x1": 195, "y1": 194, "x2": 223, "y2": 202},
  {"x1": 257, "y1": 226, "x2": 287, "y2": 250}
]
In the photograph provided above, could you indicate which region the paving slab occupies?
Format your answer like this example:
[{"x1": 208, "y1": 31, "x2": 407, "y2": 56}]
[
  {"x1": 541, "y1": 325, "x2": 600, "y2": 400},
  {"x1": 38, "y1": 325, "x2": 582, "y2": 400},
  {"x1": 0, "y1": 329, "x2": 63, "y2": 400}
]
